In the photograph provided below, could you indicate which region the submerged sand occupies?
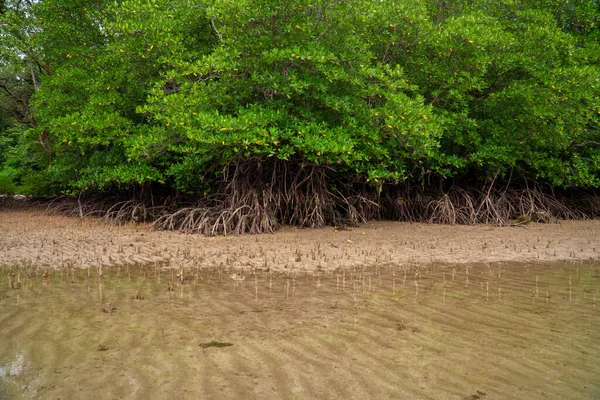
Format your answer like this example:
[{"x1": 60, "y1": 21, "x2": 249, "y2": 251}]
[
  {"x1": 0, "y1": 207, "x2": 598, "y2": 271},
  {"x1": 2, "y1": 207, "x2": 600, "y2": 399},
  {"x1": 1, "y1": 257, "x2": 600, "y2": 399}
]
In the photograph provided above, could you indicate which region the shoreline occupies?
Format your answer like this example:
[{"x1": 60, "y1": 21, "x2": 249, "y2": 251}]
[{"x1": 1, "y1": 207, "x2": 599, "y2": 271}]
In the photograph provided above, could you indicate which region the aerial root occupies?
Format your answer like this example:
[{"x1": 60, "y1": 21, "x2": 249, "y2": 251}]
[{"x1": 40, "y1": 167, "x2": 598, "y2": 234}]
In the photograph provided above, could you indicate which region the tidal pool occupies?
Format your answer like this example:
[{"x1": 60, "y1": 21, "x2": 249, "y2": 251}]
[{"x1": 1, "y1": 261, "x2": 599, "y2": 399}]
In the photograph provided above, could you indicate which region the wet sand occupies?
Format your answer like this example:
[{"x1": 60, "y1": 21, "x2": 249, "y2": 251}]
[
  {"x1": 1, "y1": 262, "x2": 599, "y2": 399},
  {"x1": 0, "y1": 208, "x2": 599, "y2": 271},
  {"x1": 1, "y1": 208, "x2": 600, "y2": 399}
]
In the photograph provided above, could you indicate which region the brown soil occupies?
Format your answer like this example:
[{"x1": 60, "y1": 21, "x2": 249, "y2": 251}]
[
  {"x1": 1, "y1": 208, "x2": 600, "y2": 399},
  {"x1": 0, "y1": 208, "x2": 599, "y2": 271}
]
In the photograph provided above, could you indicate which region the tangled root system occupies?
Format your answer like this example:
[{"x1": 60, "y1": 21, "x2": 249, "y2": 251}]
[
  {"x1": 152, "y1": 159, "x2": 374, "y2": 235},
  {"x1": 41, "y1": 160, "x2": 599, "y2": 235}
]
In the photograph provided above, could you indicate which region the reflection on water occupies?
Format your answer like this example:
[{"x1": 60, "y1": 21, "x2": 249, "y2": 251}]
[
  {"x1": 1, "y1": 261, "x2": 600, "y2": 399},
  {"x1": 0, "y1": 353, "x2": 28, "y2": 378}
]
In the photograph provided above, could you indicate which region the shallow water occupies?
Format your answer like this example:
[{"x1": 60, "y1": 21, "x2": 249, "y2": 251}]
[{"x1": 1, "y1": 261, "x2": 599, "y2": 399}]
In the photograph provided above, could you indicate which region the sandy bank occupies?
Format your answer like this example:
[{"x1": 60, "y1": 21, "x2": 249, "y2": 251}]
[{"x1": 1, "y1": 207, "x2": 598, "y2": 271}]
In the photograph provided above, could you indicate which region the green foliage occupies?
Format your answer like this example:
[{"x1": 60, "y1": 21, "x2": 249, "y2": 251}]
[
  {"x1": 137, "y1": 0, "x2": 440, "y2": 187},
  {"x1": 378, "y1": 1, "x2": 600, "y2": 186},
  {"x1": 0, "y1": 0, "x2": 598, "y2": 197},
  {"x1": 0, "y1": 125, "x2": 56, "y2": 195}
]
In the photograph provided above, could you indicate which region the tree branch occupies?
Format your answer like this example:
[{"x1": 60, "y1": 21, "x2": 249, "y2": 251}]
[{"x1": 210, "y1": 19, "x2": 222, "y2": 40}]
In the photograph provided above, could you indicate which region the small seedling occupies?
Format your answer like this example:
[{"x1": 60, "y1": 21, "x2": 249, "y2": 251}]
[
  {"x1": 102, "y1": 302, "x2": 116, "y2": 314},
  {"x1": 569, "y1": 276, "x2": 572, "y2": 304},
  {"x1": 254, "y1": 273, "x2": 258, "y2": 301},
  {"x1": 498, "y1": 283, "x2": 501, "y2": 301},
  {"x1": 397, "y1": 320, "x2": 405, "y2": 331},
  {"x1": 286, "y1": 278, "x2": 290, "y2": 300}
]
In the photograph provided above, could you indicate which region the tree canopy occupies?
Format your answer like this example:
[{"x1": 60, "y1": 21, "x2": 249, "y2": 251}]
[{"x1": 1, "y1": 0, "x2": 599, "y2": 227}]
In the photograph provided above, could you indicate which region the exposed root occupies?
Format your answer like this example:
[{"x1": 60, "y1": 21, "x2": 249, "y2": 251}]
[
  {"x1": 476, "y1": 186, "x2": 514, "y2": 225},
  {"x1": 152, "y1": 160, "x2": 367, "y2": 235},
  {"x1": 428, "y1": 194, "x2": 457, "y2": 225},
  {"x1": 380, "y1": 186, "x2": 427, "y2": 223},
  {"x1": 38, "y1": 164, "x2": 600, "y2": 234},
  {"x1": 103, "y1": 200, "x2": 150, "y2": 224},
  {"x1": 45, "y1": 195, "x2": 162, "y2": 224},
  {"x1": 508, "y1": 187, "x2": 586, "y2": 222}
]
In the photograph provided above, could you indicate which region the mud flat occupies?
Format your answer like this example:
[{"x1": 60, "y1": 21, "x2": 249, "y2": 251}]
[
  {"x1": 1, "y1": 208, "x2": 600, "y2": 399},
  {"x1": 0, "y1": 208, "x2": 599, "y2": 272}
]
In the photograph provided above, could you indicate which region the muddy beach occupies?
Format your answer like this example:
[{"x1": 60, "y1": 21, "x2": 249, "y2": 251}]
[
  {"x1": 1, "y1": 208, "x2": 599, "y2": 272},
  {"x1": 1, "y1": 208, "x2": 600, "y2": 399}
]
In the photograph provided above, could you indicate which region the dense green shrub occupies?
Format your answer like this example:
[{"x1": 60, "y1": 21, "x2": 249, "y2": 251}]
[{"x1": 0, "y1": 0, "x2": 598, "y2": 206}]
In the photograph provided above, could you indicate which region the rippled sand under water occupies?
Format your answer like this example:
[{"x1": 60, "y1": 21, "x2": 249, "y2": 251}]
[{"x1": 1, "y1": 262, "x2": 599, "y2": 399}]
